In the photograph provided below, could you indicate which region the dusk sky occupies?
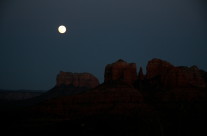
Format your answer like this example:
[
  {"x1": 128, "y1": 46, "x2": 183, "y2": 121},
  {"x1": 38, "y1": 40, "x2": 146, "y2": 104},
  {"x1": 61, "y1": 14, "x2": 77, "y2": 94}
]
[{"x1": 0, "y1": 0, "x2": 207, "y2": 90}]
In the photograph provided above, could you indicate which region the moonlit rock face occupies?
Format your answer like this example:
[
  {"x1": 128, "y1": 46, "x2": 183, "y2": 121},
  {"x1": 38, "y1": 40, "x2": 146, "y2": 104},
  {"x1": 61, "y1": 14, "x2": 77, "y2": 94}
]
[
  {"x1": 104, "y1": 59, "x2": 137, "y2": 85},
  {"x1": 56, "y1": 71, "x2": 100, "y2": 88},
  {"x1": 58, "y1": 25, "x2": 66, "y2": 33}
]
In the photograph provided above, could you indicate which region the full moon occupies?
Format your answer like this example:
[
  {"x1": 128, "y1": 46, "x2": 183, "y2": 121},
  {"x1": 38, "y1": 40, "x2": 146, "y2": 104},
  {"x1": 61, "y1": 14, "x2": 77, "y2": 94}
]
[{"x1": 58, "y1": 25, "x2": 66, "y2": 34}]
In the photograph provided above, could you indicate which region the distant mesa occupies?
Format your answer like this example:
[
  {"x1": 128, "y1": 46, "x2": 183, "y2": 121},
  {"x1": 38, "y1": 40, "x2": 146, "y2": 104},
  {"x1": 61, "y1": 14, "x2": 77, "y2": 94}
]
[
  {"x1": 56, "y1": 71, "x2": 100, "y2": 88},
  {"x1": 29, "y1": 72, "x2": 101, "y2": 101},
  {"x1": 0, "y1": 90, "x2": 44, "y2": 101}
]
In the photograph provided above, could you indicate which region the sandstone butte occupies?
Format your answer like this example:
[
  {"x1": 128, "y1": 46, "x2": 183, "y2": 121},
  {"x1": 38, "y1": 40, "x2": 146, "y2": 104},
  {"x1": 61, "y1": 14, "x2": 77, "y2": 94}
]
[
  {"x1": 56, "y1": 71, "x2": 100, "y2": 89},
  {"x1": 104, "y1": 59, "x2": 137, "y2": 85},
  {"x1": 146, "y1": 58, "x2": 206, "y2": 89}
]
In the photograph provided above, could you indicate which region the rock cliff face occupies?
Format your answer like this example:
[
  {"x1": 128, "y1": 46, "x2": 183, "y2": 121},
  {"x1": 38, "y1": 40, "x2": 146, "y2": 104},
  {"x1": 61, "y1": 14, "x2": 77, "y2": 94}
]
[
  {"x1": 56, "y1": 71, "x2": 99, "y2": 88},
  {"x1": 146, "y1": 58, "x2": 206, "y2": 89},
  {"x1": 104, "y1": 59, "x2": 137, "y2": 85},
  {"x1": 146, "y1": 58, "x2": 174, "y2": 79},
  {"x1": 163, "y1": 66, "x2": 206, "y2": 88}
]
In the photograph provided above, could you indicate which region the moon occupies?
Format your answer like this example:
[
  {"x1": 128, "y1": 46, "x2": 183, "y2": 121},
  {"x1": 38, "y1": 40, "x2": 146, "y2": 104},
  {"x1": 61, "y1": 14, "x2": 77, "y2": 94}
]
[{"x1": 58, "y1": 25, "x2": 66, "y2": 34}]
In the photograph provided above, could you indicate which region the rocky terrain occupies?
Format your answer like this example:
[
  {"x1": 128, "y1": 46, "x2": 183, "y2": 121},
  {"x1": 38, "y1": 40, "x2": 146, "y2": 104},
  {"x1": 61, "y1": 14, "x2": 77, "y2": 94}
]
[{"x1": 0, "y1": 58, "x2": 207, "y2": 136}]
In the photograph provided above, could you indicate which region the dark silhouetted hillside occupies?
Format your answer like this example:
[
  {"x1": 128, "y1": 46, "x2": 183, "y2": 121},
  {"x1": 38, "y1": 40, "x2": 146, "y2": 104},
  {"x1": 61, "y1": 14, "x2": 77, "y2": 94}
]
[{"x1": 0, "y1": 58, "x2": 206, "y2": 136}]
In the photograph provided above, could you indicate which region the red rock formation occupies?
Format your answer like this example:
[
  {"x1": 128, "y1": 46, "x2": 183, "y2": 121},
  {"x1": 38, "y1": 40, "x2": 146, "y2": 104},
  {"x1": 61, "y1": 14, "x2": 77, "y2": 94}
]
[
  {"x1": 104, "y1": 59, "x2": 137, "y2": 85},
  {"x1": 146, "y1": 58, "x2": 174, "y2": 79},
  {"x1": 138, "y1": 67, "x2": 145, "y2": 80},
  {"x1": 146, "y1": 58, "x2": 206, "y2": 88},
  {"x1": 56, "y1": 71, "x2": 99, "y2": 88},
  {"x1": 163, "y1": 66, "x2": 206, "y2": 88}
]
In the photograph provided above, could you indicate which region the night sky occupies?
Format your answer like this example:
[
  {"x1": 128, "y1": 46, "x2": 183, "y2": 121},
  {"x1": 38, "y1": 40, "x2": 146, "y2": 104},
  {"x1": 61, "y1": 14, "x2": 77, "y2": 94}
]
[{"x1": 0, "y1": 0, "x2": 207, "y2": 90}]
